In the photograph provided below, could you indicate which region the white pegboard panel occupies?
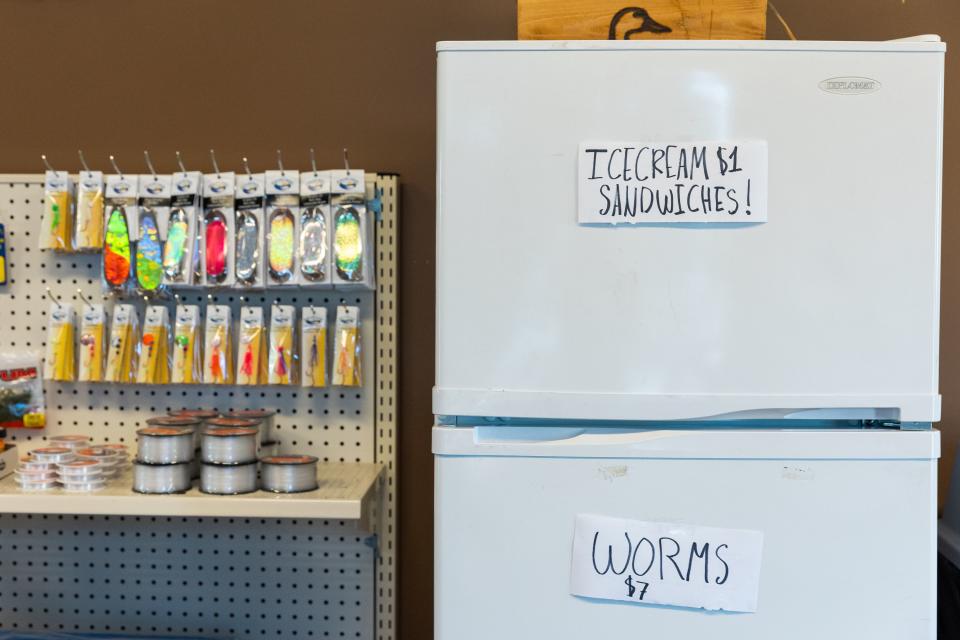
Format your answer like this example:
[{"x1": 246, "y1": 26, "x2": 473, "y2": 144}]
[
  {"x1": 0, "y1": 513, "x2": 373, "y2": 638},
  {"x1": 0, "y1": 176, "x2": 374, "y2": 462},
  {"x1": 0, "y1": 174, "x2": 400, "y2": 640}
]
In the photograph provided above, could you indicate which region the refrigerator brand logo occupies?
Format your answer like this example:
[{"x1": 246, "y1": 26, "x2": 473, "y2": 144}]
[{"x1": 819, "y1": 77, "x2": 881, "y2": 95}]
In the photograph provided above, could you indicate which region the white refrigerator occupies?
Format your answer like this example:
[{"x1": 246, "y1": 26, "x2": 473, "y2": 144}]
[{"x1": 434, "y1": 37, "x2": 944, "y2": 639}]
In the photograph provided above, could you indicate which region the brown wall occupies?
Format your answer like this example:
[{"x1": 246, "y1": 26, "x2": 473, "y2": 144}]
[{"x1": 0, "y1": 1, "x2": 956, "y2": 639}]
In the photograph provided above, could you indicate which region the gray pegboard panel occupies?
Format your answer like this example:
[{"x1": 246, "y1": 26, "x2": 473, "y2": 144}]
[{"x1": 0, "y1": 513, "x2": 373, "y2": 638}]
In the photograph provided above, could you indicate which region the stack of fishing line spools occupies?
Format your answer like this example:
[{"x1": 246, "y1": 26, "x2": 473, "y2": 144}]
[
  {"x1": 131, "y1": 408, "x2": 318, "y2": 494},
  {"x1": 133, "y1": 417, "x2": 197, "y2": 493},
  {"x1": 16, "y1": 435, "x2": 128, "y2": 492}
]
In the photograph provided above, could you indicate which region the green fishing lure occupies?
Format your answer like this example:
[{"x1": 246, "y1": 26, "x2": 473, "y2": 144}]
[
  {"x1": 103, "y1": 206, "x2": 131, "y2": 288},
  {"x1": 136, "y1": 208, "x2": 163, "y2": 292},
  {"x1": 163, "y1": 208, "x2": 189, "y2": 281}
]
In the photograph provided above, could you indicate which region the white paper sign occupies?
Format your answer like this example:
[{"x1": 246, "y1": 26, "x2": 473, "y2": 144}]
[
  {"x1": 578, "y1": 140, "x2": 768, "y2": 224},
  {"x1": 570, "y1": 514, "x2": 763, "y2": 612}
]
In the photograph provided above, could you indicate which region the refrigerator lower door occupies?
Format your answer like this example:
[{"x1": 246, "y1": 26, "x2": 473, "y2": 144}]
[{"x1": 434, "y1": 426, "x2": 939, "y2": 640}]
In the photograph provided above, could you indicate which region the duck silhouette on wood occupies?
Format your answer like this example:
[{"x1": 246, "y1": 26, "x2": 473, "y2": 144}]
[{"x1": 608, "y1": 7, "x2": 672, "y2": 39}]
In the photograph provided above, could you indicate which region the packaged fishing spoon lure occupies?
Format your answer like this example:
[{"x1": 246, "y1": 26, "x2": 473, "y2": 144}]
[
  {"x1": 264, "y1": 169, "x2": 300, "y2": 287},
  {"x1": 234, "y1": 172, "x2": 265, "y2": 288}
]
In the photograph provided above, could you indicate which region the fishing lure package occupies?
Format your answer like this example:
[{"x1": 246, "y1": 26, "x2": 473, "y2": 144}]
[
  {"x1": 102, "y1": 174, "x2": 139, "y2": 293},
  {"x1": 172, "y1": 304, "x2": 201, "y2": 384},
  {"x1": 330, "y1": 170, "x2": 374, "y2": 290},
  {"x1": 268, "y1": 304, "x2": 296, "y2": 385},
  {"x1": 264, "y1": 170, "x2": 301, "y2": 287},
  {"x1": 74, "y1": 170, "x2": 104, "y2": 251},
  {"x1": 234, "y1": 173, "x2": 265, "y2": 288},
  {"x1": 39, "y1": 170, "x2": 74, "y2": 251},
  {"x1": 0, "y1": 352, "x2": 46, "y2": 428},
  {"x1": 301, "y1": 306, "x2": 327, "y2": 388},
  {"x1": 136, "y1": 305, "x2": 171, "y2": 384},
  {"x1": 204, "y1": 304, "x2": 234, "y2": 384},
  {"x1": 298, "y1": 171, "x2": 332, "y2": 287},
  {"x1": 237, "y1": 306, "x2": 267, "y2": 385},
  {"x1": 136, "y1": 174, "x2": 172, "y2": 296},
  {"x1": 43, "y1": 302, "x2": 76, "y2": 381},
  {"x1": 104, "y1": 303, "x2": 139, "y2": 383},
  {"x1": 332, "y1": 305, "x2": 362, "y2": 387},
  {"x1": 201, "y1": 172, "x2": 236, "y2": 287},
  {"x1": 165, "y1": 171, "x2": 202, "y2": 288},
  {"x1": 77, "y1": 303, "x2": 106, "y2": 382}
]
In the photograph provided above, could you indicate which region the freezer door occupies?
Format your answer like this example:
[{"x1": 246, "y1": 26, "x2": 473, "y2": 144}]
[
  {"x1": 435, "y1": 40, "x2": 944, "y2": 422},
  {"x1": 434, "y1": 427, "x2": 940, "y2": 640}
]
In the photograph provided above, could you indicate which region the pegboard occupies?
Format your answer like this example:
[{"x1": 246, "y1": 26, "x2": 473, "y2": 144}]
[
  {"x1": 0, "y1": 174, "x2": 400, "y2": 639},
  {"x1": 0, "y1": 513, "x2": 371, "y2": 639}
]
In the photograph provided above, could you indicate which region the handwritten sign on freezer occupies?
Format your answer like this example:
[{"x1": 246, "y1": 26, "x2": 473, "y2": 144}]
[
  {"x1": 570, "y1": 514, "x2": 764, "y2": 612},
  {"x1": 578, "y1": 141, "x2": 768, "y2": 224}
]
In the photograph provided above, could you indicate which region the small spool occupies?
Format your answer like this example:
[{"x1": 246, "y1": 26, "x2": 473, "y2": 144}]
[
  {"x1": 200, "y1": 462, "x2": 258, "y2": 495},
  {"x1": 31, "y1": 447, "x2": 76, "y2": 463},
  {"x1": 16, "y1": 479, "x2": 58, "y2": 491},
  {"x1": 14, "y1": 469, "x2": 58, "y2": 482},
  {"x1": 201, "y1": 427, "x2": 258, "y2": 464},
  {"x1": 61, "y1": 480, "x2": 106, "y2": 493},
  {"x1": 75, "y1": 448, "x2": 121, "y2": 477},
  {"x1": 136, "y1": 427, "x2": 195, "y2": 464},
  {"x1": 48, "y1": 435, "x2": 91, "y2": 450},
  {"x1": 19, "y1": 457, "x2": 57, "y2": 472},
  {"x1": 132, "y1": 462, "x2": 192, "y2": 494},
  {"x1": 260, "y1": 455, "x2": 319, "y2": 493},
  {"x1": 57, "y1": 459, "x2": 104, "y2": 479}
]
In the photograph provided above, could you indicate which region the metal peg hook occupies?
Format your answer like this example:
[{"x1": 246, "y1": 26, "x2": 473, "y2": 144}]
[
  {"x1": 209, "y1": 149, "x2": 221, "y2": 178},
  {"x1": 276, "y1": 149, "x2": 285, "y2": 176},
  {"x1": 174, "y1": 293, "x2": 181, "y2": 305},
  {"x1": 78, "y1": 150, "x2": 92, "y2": 175},
  {"x1": 41, "y1": 154, "x2": 55, "y2": 173},
  {"x1": 77, "y1": 288, "x2": 92, "y2": 307},
  {"x1": 109, "y1": 155, "x2": 123, "y2": 178},
  {"x1": 175, "y1": 150, "x2": 187, "y2": 174},
  {"x1": 143, "y1": 150, "x2": 158, "y2": 180},
  {"x1": 45, "y1": 287, "x2": 61, "y2": 308},
  {"x1": 242, "y1": 157, "x2": 252, "y2": 180},
  {"x1": 343, "y1": 148, "x2": 350, "y2": 175},
  {"x1": 309, "y1": 148, "x2": 318, "y2": 176}
]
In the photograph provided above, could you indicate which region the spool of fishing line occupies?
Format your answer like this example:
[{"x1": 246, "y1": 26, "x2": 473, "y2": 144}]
[
  {"x1": 31, "y1": 447, "x2": 76, "y2": 463},
  {"x1": 201, "y1": 427, "x2": 258, "y2": 464},
  {"x1": 132, "y1": 461, "x2": 192, "y2": 494},
  {"x1": 260, "y1": 455, "x2": 319, "y2": 493},
  {"x1": 200, "y1": 462, "x2": 258, "y2": 495},
  {"x1": 49, "y1": 435, "x2": 91, "y2": 449},
  {"x1": 136, "y1": 427, "x2": 195, "y2": 464}
]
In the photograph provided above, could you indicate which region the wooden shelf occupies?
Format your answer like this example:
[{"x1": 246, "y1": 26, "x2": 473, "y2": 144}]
[{"x1": 0, "y1": 462, "x2": 383, "y2": 530}]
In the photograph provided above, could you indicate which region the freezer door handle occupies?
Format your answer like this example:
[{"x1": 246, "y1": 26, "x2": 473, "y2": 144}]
[{"x1": 432, "y1": 425, "x2": 941, "y2": 460}]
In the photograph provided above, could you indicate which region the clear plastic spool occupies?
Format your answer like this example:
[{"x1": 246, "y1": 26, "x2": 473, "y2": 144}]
[
  {"x1": 201, "y1": 428, "x2": 258, "y2": 464},
  {"x1": 132, "y1": 462, "x2": 192, "y2": 494},
  {"x1": 136, "y1": 427, "x2": 195, "y2": 464},
  {"x1": 260, "y1": 455, "x2": 319, "y2": 493},
  {"x1": 200, "y1": 462, "x2": 258, "y2": 495}
]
